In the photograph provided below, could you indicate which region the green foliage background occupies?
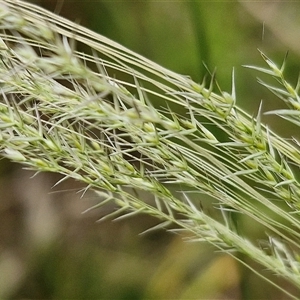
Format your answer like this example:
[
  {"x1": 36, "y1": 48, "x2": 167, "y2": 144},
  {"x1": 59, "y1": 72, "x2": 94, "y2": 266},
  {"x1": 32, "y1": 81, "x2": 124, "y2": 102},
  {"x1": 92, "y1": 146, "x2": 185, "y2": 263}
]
[{"x1": 1, "y1": 1, "x2": 300, "y2": 299}]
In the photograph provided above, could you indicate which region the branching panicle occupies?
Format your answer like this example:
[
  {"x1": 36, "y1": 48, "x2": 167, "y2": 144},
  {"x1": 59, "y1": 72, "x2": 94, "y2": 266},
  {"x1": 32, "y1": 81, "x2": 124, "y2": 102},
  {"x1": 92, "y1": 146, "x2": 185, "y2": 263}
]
[{"x1": 0, "y1": 1, "x2": 300, "y2": 297}]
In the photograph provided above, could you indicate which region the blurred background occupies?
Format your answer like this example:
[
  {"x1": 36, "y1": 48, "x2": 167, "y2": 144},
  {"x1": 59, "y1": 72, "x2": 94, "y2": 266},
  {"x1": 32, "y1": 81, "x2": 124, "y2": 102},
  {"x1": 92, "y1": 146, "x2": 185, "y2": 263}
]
[{"x1": 1, "y1": 1, "x2": 300, "y2": 299}]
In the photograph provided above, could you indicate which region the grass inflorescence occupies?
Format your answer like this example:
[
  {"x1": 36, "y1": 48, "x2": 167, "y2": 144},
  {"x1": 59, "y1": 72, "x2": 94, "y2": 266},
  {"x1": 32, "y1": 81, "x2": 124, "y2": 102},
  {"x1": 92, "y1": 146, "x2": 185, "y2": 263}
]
[{"x1": 0, "y1": 1, "x2": 300, "y2": 297}]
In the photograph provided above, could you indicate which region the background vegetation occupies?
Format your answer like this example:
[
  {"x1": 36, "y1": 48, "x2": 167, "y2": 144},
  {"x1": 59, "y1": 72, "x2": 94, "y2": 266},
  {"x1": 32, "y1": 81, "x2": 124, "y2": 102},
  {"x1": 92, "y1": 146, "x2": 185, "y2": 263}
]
[{"x1": 1, "y1": 1, "x2": 300, "y2": 299}]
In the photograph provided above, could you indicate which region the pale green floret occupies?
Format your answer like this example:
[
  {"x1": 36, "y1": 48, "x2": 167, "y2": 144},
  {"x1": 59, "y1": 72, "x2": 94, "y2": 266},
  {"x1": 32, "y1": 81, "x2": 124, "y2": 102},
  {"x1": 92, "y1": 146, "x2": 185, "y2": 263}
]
[
  {"x1": 43, "y1": 139, "x2": 61, "y2": 152},
  {"x1": 90, "y1": 141, "x2": 103, "y2": 151},
  {"x1": 170, "y1": 160, "x2": 188, "y2": 171},
  {"x1": 244, "y1": 160, "x2": 258, "y2": 170},
  {"x1": 143, "y1": 122, "x2": 156, "y2": 133},
  {"x1": 200, "y1": 126, "x2": 218, "y2": 142},
  {"x1": 162, "y1": 119, "x2": 181, "y2": 131},
  {"x1": 222, "y1": 92, "x2": 235, "y2": 104},
  {"x1": 263, "y1": 169, "x2": 276, "y2": 183},
  {"x1": 190, "y1": 82, "x2": 204, "y2": 93},
  {"x1": 260, "y1": 52, "x2": 283, "y2": 77},
  {"x1": 31, "y1": 158, "x2": 50, "y2": 168},
  {"x1": 290, "y1": 100, "x2": 300, "y2": 110},
  {"x1": 284, "y1": 82, "x2": 297, "y2": 98},
  {"x1": 122, "y1": 108, "x2": 140, "y2": 120},
  {"x1": 24, "y1": 124, "x2": 41, "y2": 137},
  {"x1": 180, "y1": 119, "x2": 196, "y2": 130},
  {"x1": 3, "y1": 148, "x2": 26, "y2": 161},
  {"x1": 0, "y1": 114, "x2": 13, "y2": 124},
  {"x1": 144, "y1": 134, "x2": 159, "y2": 145}
]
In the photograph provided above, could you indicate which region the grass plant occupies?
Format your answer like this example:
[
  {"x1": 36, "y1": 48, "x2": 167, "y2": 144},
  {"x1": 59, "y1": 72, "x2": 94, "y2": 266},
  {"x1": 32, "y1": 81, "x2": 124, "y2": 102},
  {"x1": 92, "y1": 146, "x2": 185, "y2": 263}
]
[{"x1": 0, "y1": 1, "x2": 300, "y2": 298}]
